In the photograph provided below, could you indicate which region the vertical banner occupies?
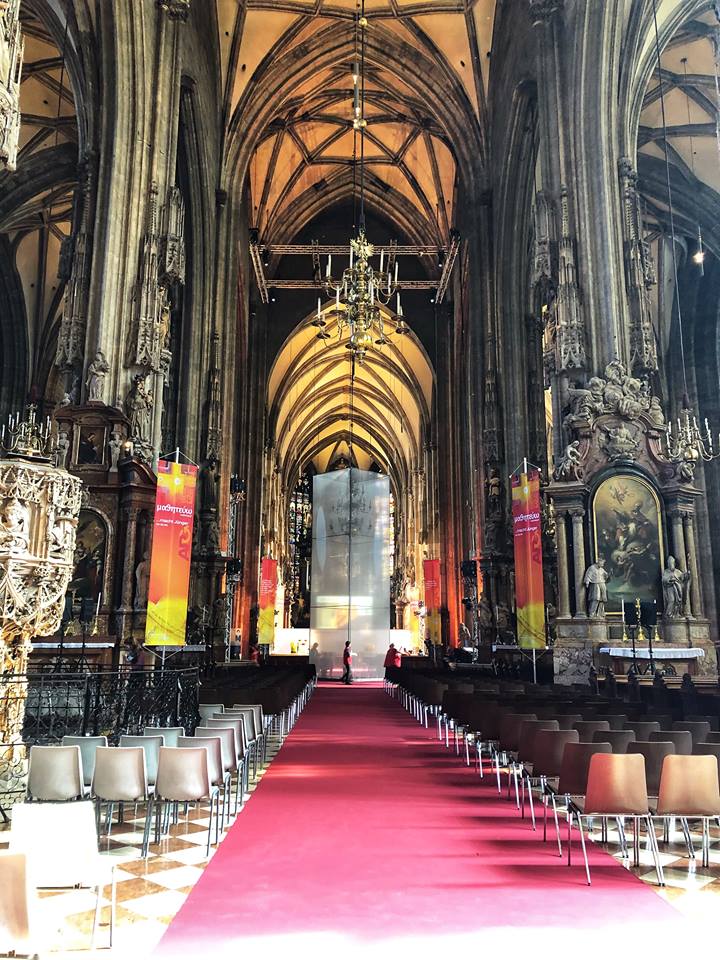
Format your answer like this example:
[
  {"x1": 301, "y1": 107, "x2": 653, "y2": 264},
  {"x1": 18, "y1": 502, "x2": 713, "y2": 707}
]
[
  {"x1": 258, "y1": 557, "x2": 278, "y2": 647},
  {"x1": 423, "y1": 558, "x2": 441, "y2": 646},
  {"x1": 145, "y1": 460, "x2": 197, "y2": 646},
  {"x1": 511, "y1": 466, "x2": 545, "y2": 649}
]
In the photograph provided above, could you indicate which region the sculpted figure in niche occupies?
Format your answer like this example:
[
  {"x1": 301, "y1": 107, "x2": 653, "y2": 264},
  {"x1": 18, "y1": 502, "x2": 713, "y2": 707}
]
[
  {"x1": 554, "y1": 440, "x2": 583, "y2": 481},
  {"x1": 86, "y1": 351, "x2": 109, "y2": 403},
  {"x1": 0, "y1": 498, "x2": 30, "y2": 552},
  {"x1": 583, "y1": 558, "x2": 608, "y2": 617},
  {"x1": 127, "y1": 375, "x2": 153, "y2": 443},
  {"x1": 662, "y1": 555, "x2": 690, "y2": 619},
  {"x1": 134, "y1": 550, "x2": 151, "y2": 610}
]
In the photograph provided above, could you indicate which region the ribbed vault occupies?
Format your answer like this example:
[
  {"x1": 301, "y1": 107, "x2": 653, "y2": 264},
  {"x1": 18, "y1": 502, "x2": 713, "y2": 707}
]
[{"x1": 267, "y1": 306, "x2": 433, "y2": 501}]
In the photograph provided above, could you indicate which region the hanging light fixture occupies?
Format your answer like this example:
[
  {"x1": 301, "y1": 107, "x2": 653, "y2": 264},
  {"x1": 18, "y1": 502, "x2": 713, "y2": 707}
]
[
  {"x1": 312, "y1": 1, "x2": 403, "y2": 363},
  {"x1": 651, "y1": 1, "x2": 720, "y2": 469}
]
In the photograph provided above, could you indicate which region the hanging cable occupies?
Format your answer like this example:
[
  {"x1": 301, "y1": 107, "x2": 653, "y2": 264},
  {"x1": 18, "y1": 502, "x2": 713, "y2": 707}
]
[{"x1": 651, "y1": 0, "x2": 690, "y2": 403}]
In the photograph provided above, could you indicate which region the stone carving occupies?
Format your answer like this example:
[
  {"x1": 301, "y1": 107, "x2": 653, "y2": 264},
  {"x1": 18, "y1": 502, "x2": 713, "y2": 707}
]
[
  {"x1": 528, "y1": 0, "x2": 563, "y2": 25},
  {"x1": 131, "y1": 184, "x2": 163, "y2": 370},
  {"x1": 542, "y1": 497, "x2": 556, "y2": 538},
  {"x1": 133, "y1": 550, "x2": 151, "y2": 610},
  {"x1": 564, "y1": 359, "x2": 664, "y2": 431},
  {"x1": 126, "y1": 375, "x2": 153, "y2": 459},
  {"x1": 205, "y1": 518, "x2": 221, "y2": 555},
  {"x1": 206, "y1": 333, "x2": 223, "y2": 463},
  {"x1": 160, "y1": 185, "x2": 186, "y2": 286},
  {"x1": 486, "y1": 467, "x2": 503, "y2": 516},
  {"x1": 0, "y1": 456, "x2": 82, "y2": 742},
  {"x1": 0, "y1": 0, "x2": 23, "y2": 173},
  {"x1": 554, "y1": 440, "x2": 584, "y2": 481},
  {"x1": 583, "y1": 558, "x2": 608, "y2": 617},
  {"x1": 0, "y1": 498, "x2": 29, "y2": 552},
  {"x1": 619, "y1": 158, "x2": 658, "y2": 374},
  {"x1": 158, "y1": 0, "x2": 192, "y2": 19},
  {"x1": 662, "y1": 555, "x2": 691, "y2": 619},
  {"x1": 56, "y1": 430, "x2": 70, "y2": 469},
  {"x1": 85, "y1": 350, "x2": 108, "y2": 403},
  {"x1": 108, "y1": 429, "x2": 123, "y2": 472},
  {"x1": 600, "y1": 423, "x2": 639, "y2": 462},
  {"x1": 545, "y1": 187, "x2": 586, "y2": 374},
  {"x1": 56, "y1": 158, "x2": 94, "y2": 370}
]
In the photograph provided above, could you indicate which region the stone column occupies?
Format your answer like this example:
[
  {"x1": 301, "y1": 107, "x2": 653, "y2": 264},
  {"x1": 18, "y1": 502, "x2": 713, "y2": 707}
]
[
  {"x1": 668, "y1": 509, "x2": 689, "y2": 617},
  {"x1": 120, "y1": 507, "x2": 139, "y2": 612},
  {"x1": 571, "y1": 509, "x2": 586, "y2": 618},
  {"x1": 555, "y1": 510, "x2": 571, "y2": 618},
  {"x1": 683, "y1": 513, "x2": 702, "y2": 618}
]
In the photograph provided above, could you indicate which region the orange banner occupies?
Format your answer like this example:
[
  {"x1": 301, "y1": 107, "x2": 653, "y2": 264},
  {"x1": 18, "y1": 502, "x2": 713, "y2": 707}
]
[
  {"x1": 145, "y1": 460, "x2": 197, "y2": 646},
  {"x1": 511, "y1": 467, "x2": 545, "y2": 649},
  {"x1": 423, "y1": 558, "x2": 441, "y2": 646},
  {"x1": 258, "y1": 557, "x2": 277, "y2": 646}
]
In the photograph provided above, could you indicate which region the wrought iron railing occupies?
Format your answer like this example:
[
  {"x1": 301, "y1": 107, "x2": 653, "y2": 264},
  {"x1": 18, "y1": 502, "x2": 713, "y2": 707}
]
[{"x1": 0, "y1": 667, "x2": 200, "y2": 814}]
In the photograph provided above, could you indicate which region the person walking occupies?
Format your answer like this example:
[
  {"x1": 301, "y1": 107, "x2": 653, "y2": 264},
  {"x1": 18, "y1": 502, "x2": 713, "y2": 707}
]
[{"x1": 342, "y1": 640, "x2": 353, "y2": 685}]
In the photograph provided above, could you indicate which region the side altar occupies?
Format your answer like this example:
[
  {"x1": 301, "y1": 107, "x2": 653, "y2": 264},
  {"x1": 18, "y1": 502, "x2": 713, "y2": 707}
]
[{"x1": 545, "y1": 360, "x2": 717, "y2": 683}]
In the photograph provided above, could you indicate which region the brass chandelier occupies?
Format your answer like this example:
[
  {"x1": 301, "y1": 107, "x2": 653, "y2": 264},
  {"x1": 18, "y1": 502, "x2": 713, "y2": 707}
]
[{"x1": 311, "y1": 2, "x2": 407, "y2": 363}]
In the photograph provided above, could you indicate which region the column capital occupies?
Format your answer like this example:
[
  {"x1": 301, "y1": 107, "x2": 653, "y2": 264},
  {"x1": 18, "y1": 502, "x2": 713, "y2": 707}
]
[{"x1": 529, "y1": 0, "x2": 563, "y2": 26}]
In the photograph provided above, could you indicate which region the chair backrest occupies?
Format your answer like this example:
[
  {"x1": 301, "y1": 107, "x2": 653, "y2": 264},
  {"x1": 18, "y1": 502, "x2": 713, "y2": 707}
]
[
  {"x1": 92, "y1": 747, "x2": 147, "y2": 802},
  {"x1": 656, "y1": 754, "x2": 720, "y2": 817},
  {"x1": 218, "y1": 710, "x2": 256, "y2": 741},
  {"x1": 705, "y1": 731, "x2": 720, "y2": 744},
  {"x1": 0, "y1": 851, "x2": 35, "y2": 955},
  {"x1": 195, "y1": 725, "x2": 237, "y2": 772},
  {"x1": 573, "y1": 720, "x2": 611, "y2": 742},
  {"x1": 206, "y1": 716, "x2": 247, "y2": 755},
  {"x1": 27, "y1": 745, "x2": 83, "y2": 801},
  {"x1": 198, "y1": 703, "x2": 224, "y2": 722},
  {"x1": 60, "y1": 735, "x2": 108, "y2": 787},
  {"x1": 155, "y1": 747, "x2": 210, "y2": 802},
  {"x1": 686, "y1": 714, "x2": 719, "y2": 731},
  {"x1": 625, "y1": 721, "x2": 661, "y2": 741},
  {"x1": 531, "y1": 729, "x2": 580, "y2": 779},
  {"x1": 119, "y1": 735, "x2": 163, "y2": 785},
  {"x1": 232, "y1": 703, "x2": 265, "y2": 732},
  {"x1": 143, "y1": 726, "x2": 184, "y2": 747},
  {"x1": 584, "y1": 753, "x2": 649, "y2": 816},
  {"x1": 518, "y1": 719, "x2": 559, "y2": 762},
  {"x1": 557, "y1": 741, "x2": 612, "y2": 796},
  {"x1": 9, "y1": 801, "x2": 100, "y2": 887},
  {"x1": 592, "y1": 729, "x2": 635, "y2": 754},
  {"x1": 693, "y1": 742, "x2": 720, "y2": 778},
  {"x1": 649, "y1": 730, "x2": 692, "y2": 755},
  {"x1": 600, "y1": 714, "x2": 629, "y2": 731},
  {"x1": 498, "y1": 713, "x2": 537, "y2": 752},
  {"x1": 671, "y1": 720, "x2": 710, "y2": 745},
  {"x1": 551, "y1": 714, "x2": 583, "y2": 730},
  {"x1": 627, "y1": 741, "x2": 675, "y2": 796},
  {"x1": 178, "y1": 735, "x2": 223, "y2": 785}
]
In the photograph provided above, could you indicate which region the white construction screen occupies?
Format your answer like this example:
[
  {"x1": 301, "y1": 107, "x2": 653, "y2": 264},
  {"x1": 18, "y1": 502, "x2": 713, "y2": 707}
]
[{"x1": 310, "y1": 469, "x2": 391, "y2": 679}]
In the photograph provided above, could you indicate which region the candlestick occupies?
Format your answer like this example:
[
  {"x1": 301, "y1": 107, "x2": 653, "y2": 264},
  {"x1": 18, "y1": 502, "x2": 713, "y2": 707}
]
[{"x1": 380, "y1": 249, "x2": 384, "y2": 272}]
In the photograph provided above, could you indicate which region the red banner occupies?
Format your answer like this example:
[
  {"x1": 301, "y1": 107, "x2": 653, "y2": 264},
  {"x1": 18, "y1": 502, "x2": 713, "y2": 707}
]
[
  {"x1": 258, "y1": 557, "x2": 278, "y2": 646},
  {"x1": 511, "y1": 467, "x2": 545, "y2": 649},
  {"x1": 423, "y1": 558, "x2": 441, "y2": 646},
  {"x1": 145, "y1": 460, "x2": 197, "y2": 646}
]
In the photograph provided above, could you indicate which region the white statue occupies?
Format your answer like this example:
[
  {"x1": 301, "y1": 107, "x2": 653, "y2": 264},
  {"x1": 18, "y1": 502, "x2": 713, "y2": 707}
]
[
  {"x1": 56, "y1": 430, "x2": 70, "y2": 469},
  {"x1": 108, "y1": 429, "x2": 122, "y2": 472},
  {"x1": 0, "y1": 498, "x2": 30, "y2": 552},
  {"x1": 86, "y1": 351, "x2": 109, "y2": 403},
  {"x1": 662, "y1": 555, "x2": 690, "y2": 619},
  {"x1": 583, "y1": 558, "x2": 609, "y2": 617}
]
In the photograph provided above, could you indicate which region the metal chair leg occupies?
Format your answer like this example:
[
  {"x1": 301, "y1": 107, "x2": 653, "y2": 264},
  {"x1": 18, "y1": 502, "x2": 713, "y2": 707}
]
[{"x1": 576, "y1": 813, "x2": 592, "y2": 885}]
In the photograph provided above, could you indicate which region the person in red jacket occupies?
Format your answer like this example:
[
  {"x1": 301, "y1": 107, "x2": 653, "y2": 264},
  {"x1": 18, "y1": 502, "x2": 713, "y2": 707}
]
[{"x1": 384, "y1": 642, "x2": 401, "y2": 669}]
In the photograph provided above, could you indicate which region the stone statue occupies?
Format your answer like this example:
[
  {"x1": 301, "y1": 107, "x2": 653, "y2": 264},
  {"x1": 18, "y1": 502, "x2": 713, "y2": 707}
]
[
  {"x1": 601, "y1": 423, "x2": 639, "y2": 462},
  {"x1": 0, "y1": 498, "x2": 30, "y2": 552},
  {"x1": 133, "y1": 550, "x2": 151, "y2": 610},
  {"x1": 583, "y1": 558, "x2": 608, "y2": 617},
  {"x1": 108, "y1": 429, "x2": 122, "y2": 471},
  {"x1": 486, "y1": 468, "x2": 502, "y2": 516},
  {"x1": 86, "y1": 350, "x2": 109, "y2": 403},
  {"x1": 478, "y1": 596, "x2": 493, "y2": 630},
  {"x1": 565, "y1": 377, "x2": 605, "y2": 424},
  {"x1": 127, "y1": 375, "x2": 153, "y2": 444},
  {"x1": 554, "y1": 440, "x2": 583, "y2": 481},
  {"x1": 662, "y1": 555, "x2": 690, "y2": 619},
  {"x1": 205, "y1": 518, "x2": 221, "y2": 554},
  {"x1": 56, "y1": 430, "x2": 70, "y2": 469}
]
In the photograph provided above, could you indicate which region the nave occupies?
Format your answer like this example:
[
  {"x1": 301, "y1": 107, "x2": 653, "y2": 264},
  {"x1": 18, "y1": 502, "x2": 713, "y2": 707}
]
[{"x1": 157, "y1": 683, "x2": 698, "y2": 958}]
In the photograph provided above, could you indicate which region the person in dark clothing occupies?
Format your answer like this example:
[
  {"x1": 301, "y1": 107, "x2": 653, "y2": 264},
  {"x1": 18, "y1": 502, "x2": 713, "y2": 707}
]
[{"x1": 342, "y1": 640, "x2": 353, "y2": 684}]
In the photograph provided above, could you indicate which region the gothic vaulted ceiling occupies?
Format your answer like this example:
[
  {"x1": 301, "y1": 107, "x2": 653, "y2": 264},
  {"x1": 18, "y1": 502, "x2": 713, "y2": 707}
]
[{"x1": 217, "y1": 1, "x2": 496, "y2": 245}]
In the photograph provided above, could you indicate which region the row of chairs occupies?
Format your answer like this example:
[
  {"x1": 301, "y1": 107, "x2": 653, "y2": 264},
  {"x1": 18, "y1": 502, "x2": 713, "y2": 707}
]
[
  {"x1": 1, "y1": 670, "x2": 317, "y2": 954},
  {"x1": 390, "y1": 668, "x2": 720, "y2": 884}
]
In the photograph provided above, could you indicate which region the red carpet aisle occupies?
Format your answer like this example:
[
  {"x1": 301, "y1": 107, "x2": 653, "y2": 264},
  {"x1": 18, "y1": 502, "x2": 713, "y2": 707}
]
[{"x1": 158, "y1": 685, "x2": 685, "y2": 958}]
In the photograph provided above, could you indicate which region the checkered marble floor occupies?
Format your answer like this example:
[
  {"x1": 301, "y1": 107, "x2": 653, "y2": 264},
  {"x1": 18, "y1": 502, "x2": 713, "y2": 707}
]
[{"x1": 0, "y1": 737, "x2": 282, "y2": 959}]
